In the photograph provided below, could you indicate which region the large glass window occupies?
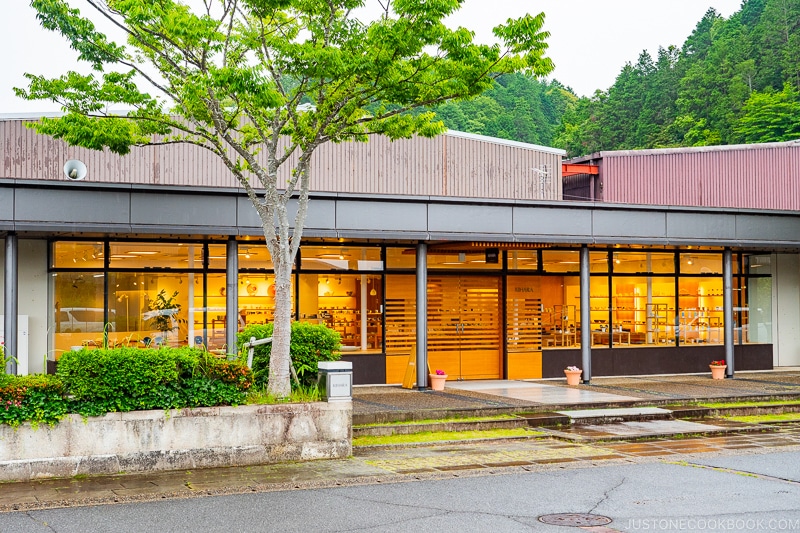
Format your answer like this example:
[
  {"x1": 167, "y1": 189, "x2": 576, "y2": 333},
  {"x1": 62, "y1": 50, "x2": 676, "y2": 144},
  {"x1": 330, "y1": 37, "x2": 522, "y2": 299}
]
[
  {"x1": 745, "y1": 276, "x2": 772, "y2": 344},
  {"x1": 52, "y1": 271, "x2": 106, "y2": 356},
  {"x1": 542, "y1": 250, "x2": 580, "y2": 273},
  {"x1": 508, "y1": 251, "x2": 538, "y2": 271},
  {"x1": 51, "y1": 241, "x2": 104, "y2": 269},
  {"x1": 301, "y1": 246, "x2": 382, "y2": 271},
  {"x1": 613, "y1": 252, "x2": 675, "y2": 274},
  {"x1": 109, "y1": 272, "x2": 190, "y2": 348},
  {"x1": 386, "y1": 247, "x2": 415, "y2": 269},
  {"x1": 299, "y1": 273, "x2": 383, "y2": 351},
  {"x1": 109, "y1": 242, "x2": 190, "y2": 269},
  {"x1": 678, "y1": 277, "x2": 723, "y2": 345},
  {"x1": 680, "y1": 252, "x2": 722, "y2": 275},
  {"x1": 427, "y1": 250, "x2": 501, "y2": 270},
  {"x1": 541, "y1": 276, "x2": 580, "y2": 348}
]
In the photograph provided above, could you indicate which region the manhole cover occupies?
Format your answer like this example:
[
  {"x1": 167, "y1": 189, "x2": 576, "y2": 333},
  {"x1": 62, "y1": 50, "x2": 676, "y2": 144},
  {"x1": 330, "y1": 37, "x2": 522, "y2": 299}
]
[{"x1": 538, "y1": 513, "x2": 612, "y2": 527}]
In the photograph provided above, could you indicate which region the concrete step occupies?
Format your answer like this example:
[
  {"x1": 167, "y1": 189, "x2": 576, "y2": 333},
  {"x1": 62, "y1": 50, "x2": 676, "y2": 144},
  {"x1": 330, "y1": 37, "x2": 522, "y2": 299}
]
[
  {"x1": 538, "y1": 418, "x2": 777, "y2": 443},
  {"x1": 353, "y1": 404, "x2": 800, "y2": 441},
  {"x1": 353, "y1": 417, "x2": 531, "y2": 438},
  {"x1": 554, "y1": 406, "x2": 674, "y2": 425}
]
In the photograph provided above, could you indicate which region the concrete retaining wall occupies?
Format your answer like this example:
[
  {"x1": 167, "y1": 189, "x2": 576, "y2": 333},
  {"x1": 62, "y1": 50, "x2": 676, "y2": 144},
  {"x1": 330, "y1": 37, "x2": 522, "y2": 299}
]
[{"x1": 0, "y1": 402, "x2": 351, "y2": 482}]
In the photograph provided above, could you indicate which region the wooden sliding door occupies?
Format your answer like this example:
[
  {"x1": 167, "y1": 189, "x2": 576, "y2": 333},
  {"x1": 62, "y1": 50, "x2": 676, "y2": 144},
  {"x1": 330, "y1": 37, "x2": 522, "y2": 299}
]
[{"x1": 427, "y1": 276, "x2": 502, "y2": 380}]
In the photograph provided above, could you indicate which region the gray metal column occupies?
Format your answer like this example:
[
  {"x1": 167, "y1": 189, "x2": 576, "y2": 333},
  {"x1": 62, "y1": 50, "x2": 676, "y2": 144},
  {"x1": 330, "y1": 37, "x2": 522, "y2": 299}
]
[
  {"x1": 723, "y1": 248, "x2": 734, "y2": 377},
  {"x1": 416, "y1": 242, "x2": 428, "y2": 391},
  {"x1": 580, "y1": 245, "x2": 591, "y2": 383},
  {"x1": 4, "y1": 233, "x2": 18, "y2": 374},
  {"x1": 226, "y1": 238, "x2": 239, "y2": 356}
]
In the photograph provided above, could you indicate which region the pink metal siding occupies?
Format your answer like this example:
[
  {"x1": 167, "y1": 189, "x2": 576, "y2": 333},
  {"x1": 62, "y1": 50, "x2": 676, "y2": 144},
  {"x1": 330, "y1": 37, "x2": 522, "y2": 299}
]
[
  {"x1": 601, "y1": 142, "x2": 800, "y2": 210},
  {"x1": 0, "y1": 119, "x2": 563, "y2": 201}
]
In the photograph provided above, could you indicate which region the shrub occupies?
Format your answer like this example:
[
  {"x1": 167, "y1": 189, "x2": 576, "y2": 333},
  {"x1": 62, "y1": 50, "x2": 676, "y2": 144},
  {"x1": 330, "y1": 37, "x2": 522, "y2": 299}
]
[
  {"x1": 0, "y1": 373, "x2": 68, "y2": 427},
  {"x1": 237, "y1": 322, "x2": 341, "y2": 388},
  {"x1": 56, "y1": 347, "x2": 253, "y2": 416}
]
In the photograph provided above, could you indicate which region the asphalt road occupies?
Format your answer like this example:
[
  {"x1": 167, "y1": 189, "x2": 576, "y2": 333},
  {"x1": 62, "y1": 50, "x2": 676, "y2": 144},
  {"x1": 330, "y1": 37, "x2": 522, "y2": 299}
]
[{"x1": 1, "y1": 450, "x2": 799, "y2": 533}]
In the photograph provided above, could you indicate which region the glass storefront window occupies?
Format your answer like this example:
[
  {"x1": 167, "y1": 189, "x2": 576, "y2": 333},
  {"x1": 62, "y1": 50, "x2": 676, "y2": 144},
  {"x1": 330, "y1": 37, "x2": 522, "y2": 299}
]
[
  {"x1": 680, "y1": 253, "x2": 722, "y2": 275},
  {"x1": 206, "y1": 244, "x2": 227, "y2": 270},
  {"x1": 298, "y1": 273, "x2": 383, "y2": 351},
  {"x1": 108, "y1": 242, "x2": 190, "y2": 269},
  {"x1": 302, "y1": 246, "x2": 382, "y2": 271},
  {"x1": 589, "y1": 251, "x2": 609, "y2": 273},
  {"x1": 238, "y1": 243, "x2": 274, "y2": 270},
  {"x1": 107, "y1": 272, "x2": 189, "y2": 348},
  {"x1": 610, "y1": 277, "x2": 675, "y2": 346},
  {"x1": 508, "y1": 251, "x2": 538, "y2": 270},
  {"x1": 427, "y1": 250, "x2": 501, "y2": 270},
  {"x1": 744, "y1": 277, "x2": 772, "y2": 344},
  {"x1": 52, "y1": 271, "x2": 106, "y2": 356},
  {"x1": 542, "y1": 250, "x2": 580, "y2": 273},
  {"x1": 745, "y1": 254, "x2": 771, "y2": 276},
  {"x1": 613, "y1": 252, "x2": 675, "y2": 274},
  {"x1": 386, "y1": 247, "x2": 415, "y2": 269},
  {"x1": 539, "y1": 276, "x2": 580, "y2": 348},
  {"x1": 678, "y1": 277, "x2": 723, "y2": 345},
  {"x1": 51, "y1": 241, "x2": 104, "y2": 269}
]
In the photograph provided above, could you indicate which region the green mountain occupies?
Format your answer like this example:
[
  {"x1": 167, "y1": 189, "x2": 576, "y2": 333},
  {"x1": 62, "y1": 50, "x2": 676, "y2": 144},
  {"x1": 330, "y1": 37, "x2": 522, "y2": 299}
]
[{"x1": 435, "y1": 0, "x2": 800, "y2": 158}]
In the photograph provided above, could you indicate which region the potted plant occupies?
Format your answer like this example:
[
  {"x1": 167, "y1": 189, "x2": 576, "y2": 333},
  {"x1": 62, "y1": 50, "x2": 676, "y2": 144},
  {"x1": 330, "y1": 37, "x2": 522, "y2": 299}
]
[
  {"x1": 564, "y1": 365, "x2": 582, "y2": 386},
  {"x1": 143, "y1": 290, "x2": 184, "y2": 345},
  {"x1": 429, "y1": 369, "x2": 448, "y2": 391},
  {"x1": 710, "y1": 359, "x2": 727, "y2": 380}
]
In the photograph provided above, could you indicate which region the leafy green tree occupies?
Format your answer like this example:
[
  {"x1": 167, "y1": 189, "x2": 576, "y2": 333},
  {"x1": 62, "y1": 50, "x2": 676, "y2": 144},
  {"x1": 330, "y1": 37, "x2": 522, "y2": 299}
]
[
  {"x1": 18, "y1": 0, "x2": 553, "y2": 397},
  {"x1": 735, "y1": 83, "x2": 800, "y2": 142}
]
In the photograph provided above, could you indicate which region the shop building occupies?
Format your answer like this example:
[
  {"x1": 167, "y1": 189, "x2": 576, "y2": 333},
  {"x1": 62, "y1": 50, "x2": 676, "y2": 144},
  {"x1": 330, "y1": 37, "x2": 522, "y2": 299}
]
[{"x1": 2, "y1": 116, "x2": 799, "y2": 383}]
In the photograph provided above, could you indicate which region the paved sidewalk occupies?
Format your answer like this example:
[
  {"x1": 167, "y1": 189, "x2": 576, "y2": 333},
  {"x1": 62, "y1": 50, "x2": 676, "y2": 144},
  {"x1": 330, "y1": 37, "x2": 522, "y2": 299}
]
[
  {"x1": 1, "y1": 370, "x2": 799, "y2": 513},
  {"x1": 2, "y1": 422, "x2": 799, "y2": 513},
  {"x1": 353, "y1": 370, "x2": 800, "y2": 423}
]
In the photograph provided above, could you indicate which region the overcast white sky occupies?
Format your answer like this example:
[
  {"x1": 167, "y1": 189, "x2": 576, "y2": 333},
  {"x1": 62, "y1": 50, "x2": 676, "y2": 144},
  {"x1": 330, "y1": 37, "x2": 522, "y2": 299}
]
[{"x1": 0, "y1": 0, "x2": 742, "y2": 114}]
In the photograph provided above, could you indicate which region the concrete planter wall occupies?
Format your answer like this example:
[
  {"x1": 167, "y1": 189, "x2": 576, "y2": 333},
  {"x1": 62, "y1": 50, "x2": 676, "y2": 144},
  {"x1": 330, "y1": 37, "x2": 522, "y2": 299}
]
[{"x1": 0, "y1": 402, "x2": 351, "y2": 482}]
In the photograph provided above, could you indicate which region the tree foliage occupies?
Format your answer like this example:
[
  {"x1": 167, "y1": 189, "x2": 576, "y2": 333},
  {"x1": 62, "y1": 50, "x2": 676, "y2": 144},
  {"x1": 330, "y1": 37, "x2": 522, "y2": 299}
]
[
  {"x1": 20, "y1": 0, "x2": 553, "y2": 396},
  {"x1": 552, "y1": 0, "x2": 800, "y2": 157}
]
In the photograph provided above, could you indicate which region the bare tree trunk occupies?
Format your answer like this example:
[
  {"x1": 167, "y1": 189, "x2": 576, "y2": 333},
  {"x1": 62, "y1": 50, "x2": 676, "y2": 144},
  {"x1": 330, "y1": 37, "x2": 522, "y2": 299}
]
[{"x1": 267, "y1": 253, "x2": 294, "y2": 398}]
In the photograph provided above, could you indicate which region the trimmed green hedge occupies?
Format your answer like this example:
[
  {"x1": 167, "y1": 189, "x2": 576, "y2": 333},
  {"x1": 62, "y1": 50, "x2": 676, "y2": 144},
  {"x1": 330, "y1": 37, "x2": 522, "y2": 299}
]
[
  {"x1": 237, "y1": 322, "x2": 341, "y2": 388},
  {"x1": 57, "y1": 347, "x2": 253, "y2": 416},
  {"x1": 0, "y1": 347, "x2": 254, "y2": 425}
]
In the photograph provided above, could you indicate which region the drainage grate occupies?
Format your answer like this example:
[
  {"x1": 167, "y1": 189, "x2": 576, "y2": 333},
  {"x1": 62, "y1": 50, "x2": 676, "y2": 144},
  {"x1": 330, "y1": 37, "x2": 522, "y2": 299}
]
[{"x1": 538, "y1": 513, "x2": 612, "y2": 527}]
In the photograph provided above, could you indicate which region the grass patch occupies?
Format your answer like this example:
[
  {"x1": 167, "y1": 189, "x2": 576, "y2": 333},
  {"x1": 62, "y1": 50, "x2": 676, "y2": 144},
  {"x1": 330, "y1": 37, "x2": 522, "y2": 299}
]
[
  {"x1": 245, "y1": 384, "x2": 322, "y2": 404},
  {"x1": 355, "y1": 414, "x2": 517, "y2": 428},
  {"x1": 724, "y1": 413, "x2": 800, "y2": 424},
  {"x1": 353, "y1": 427, "x2": 541, "y2": 446},
  {"x1": 698, "y1": 399, "x2": 800, "y2": 409}
]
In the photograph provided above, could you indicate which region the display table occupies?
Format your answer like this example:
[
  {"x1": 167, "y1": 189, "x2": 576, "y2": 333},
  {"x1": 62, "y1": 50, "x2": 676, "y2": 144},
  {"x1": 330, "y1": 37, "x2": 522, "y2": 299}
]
[{"x1": 591, "y1": 330, "x2": 631, "y2": 346}]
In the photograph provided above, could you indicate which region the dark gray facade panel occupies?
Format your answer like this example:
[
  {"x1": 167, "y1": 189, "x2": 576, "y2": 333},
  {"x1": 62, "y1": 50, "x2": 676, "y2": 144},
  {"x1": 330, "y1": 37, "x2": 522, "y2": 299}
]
[
  {"x1": 236, "y1": 197, "x2": 262, "y2": 228},
  {"x1": 337, "y1": 231, "x2": 429, "y2": 241},
  {"x1": 736, "y1": 214, "x2": 800, "y2": 242},
  {"x1": 428, "y1": 232, "x2": 511, "y2": 242},
  {"x1": 131, "y1": 224, "x2": 237, "y2": 236},
  {"x1": 513, "y1": 206, "x2": 592, "y2": 236},
  {"x1": 593, "y1": 210, "x2": 666, "y2": 238},
  {"x1": 15, "y1": 189, "x2": 130, "y2": 224},
  {"x1": 235, "y1": 197, "x2": 337, "y2": 232},
  {"x1": 667, "y1": 212, "x2": 737, "y2": 241},
  {"x1": 336, "y1": 200, "x2": 427, "y2": 232},
  {"x1": 131, "y1": 192, "x2": 237, "y2": 227},
  {"x1": 429, "y1": 204, "x2": 511, "y2": 234},
  {"x1": 0, "y1": 189, "x2": 12, "y2": 223}
]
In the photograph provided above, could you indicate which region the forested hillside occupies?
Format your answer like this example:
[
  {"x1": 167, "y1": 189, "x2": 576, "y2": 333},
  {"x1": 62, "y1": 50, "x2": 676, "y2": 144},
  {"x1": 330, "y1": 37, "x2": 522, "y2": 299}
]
[{"x1": 434, "y1": 0, "x2": 800, "y2": 158}]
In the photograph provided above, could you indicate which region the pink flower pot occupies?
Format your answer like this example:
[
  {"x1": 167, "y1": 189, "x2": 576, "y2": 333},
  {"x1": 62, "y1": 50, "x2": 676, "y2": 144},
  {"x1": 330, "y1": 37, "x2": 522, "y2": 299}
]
[
  {"x1": 429, "y1": 374, "x2": 448, "y2": 391},
  {"x1": 564, "y1": 370, "x2": 582, "y2": 386},
  {"x1": 710, "y1": 365, "x2": 727, "y2": 380}
]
